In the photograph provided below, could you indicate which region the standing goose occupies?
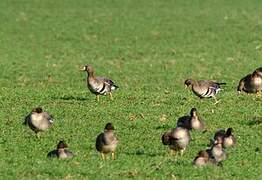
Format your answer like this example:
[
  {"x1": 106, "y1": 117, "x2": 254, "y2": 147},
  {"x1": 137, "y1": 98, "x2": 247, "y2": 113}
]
[
  {"x1": 238, "y1": 67, "x2": 262, "y2": 95},
  {"x1": 162, "y1": 127, "x2": 190, "y2": 156},
  {"x1": 210, "y1": 136, "x2": 227, "y2": 163},
  {"x1": 213, "y1": 128, "x2": 236, "y2": 148},
  {"x1": 96, "y1": 123, "x2": 118, "y2": 160},
  {"x1": 81, "y1": 65, "x2": 119, "y2": 101},
  {"x1": 184, "y1": 79, "x2": 226, "y2": 103},
  {"x1": 24, "y1": 107, "x2": 54, "y2": 137},
  {"x1": 47, "y1": 140, "x2": 74, "y2": 159},
  {"x1": 177, "y1": 108, "x2": 205, "y2": 131}
]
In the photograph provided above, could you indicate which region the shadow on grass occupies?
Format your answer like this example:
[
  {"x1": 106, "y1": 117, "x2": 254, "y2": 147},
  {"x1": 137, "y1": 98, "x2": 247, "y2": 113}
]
[
  {"x1": 23, "y1": 114, "x2": 30, "y2": 125},
  {"x1": 247, "y1": 116, "x2": 262, "y2": 126},
  {"x1": 52, "y1": 95, "x2": 88, "y2": 101},
  {"x1": 155, "y1": 124, "x2": 174, "y2": 130},
  {"x1": 124, "y1": 150, "x2": 166, "y2": 157}
]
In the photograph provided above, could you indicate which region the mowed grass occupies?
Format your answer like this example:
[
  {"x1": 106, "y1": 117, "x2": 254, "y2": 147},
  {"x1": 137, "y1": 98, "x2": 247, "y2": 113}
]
[{"x1": 0, "y1": 0, "x2": 262, "y2": 179}]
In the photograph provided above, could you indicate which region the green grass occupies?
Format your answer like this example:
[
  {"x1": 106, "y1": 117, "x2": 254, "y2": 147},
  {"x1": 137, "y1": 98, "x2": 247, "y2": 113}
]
[{"x1": 0, "y1": 0, "x2": 262, "y2": 179}]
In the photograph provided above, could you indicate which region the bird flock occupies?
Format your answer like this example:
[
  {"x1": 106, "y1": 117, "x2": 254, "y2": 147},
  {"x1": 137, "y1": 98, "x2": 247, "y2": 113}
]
[{"x1": 23, "y1": 65, "x2": 262, "y2": 166}]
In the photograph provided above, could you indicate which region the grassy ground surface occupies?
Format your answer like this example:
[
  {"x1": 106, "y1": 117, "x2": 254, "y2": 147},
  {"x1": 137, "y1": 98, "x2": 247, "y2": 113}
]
[{"x1": 0, "y1": 0, "x2": 262, "y2": 179}]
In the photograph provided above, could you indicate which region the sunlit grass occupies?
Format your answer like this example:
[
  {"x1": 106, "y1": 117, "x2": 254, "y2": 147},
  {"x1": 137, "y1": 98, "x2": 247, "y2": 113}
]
[{"x1": 0, "y1": 0, "x2": 262, "y2": 179}]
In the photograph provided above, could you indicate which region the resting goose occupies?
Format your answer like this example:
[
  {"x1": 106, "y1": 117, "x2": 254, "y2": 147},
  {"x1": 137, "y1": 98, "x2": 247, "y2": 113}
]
[
  {"x1": 24, "y1": 107, "x2": 53, "y2": 137},
  {"x1": 213, "y1": 128, "x2": 236, "y2": 148},
  {"x1": 193, "y1": 150, "x2": 216, "y2": 166},
  {"x1": 177, "y1": 108, "x2": 205, "y2": 131},
  {"x1": 238, "y1": 67, "x2": 262, "y2": 95},
  {"x1": 47, "y1": 140, "x2": 74, "y2": 159}
]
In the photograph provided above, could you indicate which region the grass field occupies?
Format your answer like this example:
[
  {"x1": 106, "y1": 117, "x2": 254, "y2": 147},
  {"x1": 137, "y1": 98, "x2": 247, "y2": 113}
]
[{"x1": 0, "y1": 0, "x2": 262, "y2": 179}]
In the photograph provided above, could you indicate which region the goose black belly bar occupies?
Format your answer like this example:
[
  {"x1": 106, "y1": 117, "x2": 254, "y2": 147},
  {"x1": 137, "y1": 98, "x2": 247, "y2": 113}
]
[
  {"x1": 185, "y1": 79, "x2": 226, "y2": 104},
  {"x1": 81, "y1": 65, "x2": 119, "y2": 101}
]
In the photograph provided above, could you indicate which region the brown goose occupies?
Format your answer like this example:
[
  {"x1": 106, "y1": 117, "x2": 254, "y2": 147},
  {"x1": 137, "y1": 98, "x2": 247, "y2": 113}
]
[
  {"x1": 96, "y1": 123, "x2": 118, "y2": 160},
  {"x1": 162, "y1": 127, "x2": 190, "y2": 156},
  {"x1": 238, "y1": 67, "x2": 262, "y2": 94},
  {"x1": 210, "y1": 136, "x2": 227, "y2": 163},
  {"x1": 184, "y1": 79, "x2": 226, "y2": 103},
  {"x1": 177, "y1": 108, "x2": 205, "y2": 131},
  {"x1": 47, "y1": 140, "x2": 74, "y2": 159},
  {"x1": 193, "y1": 150, "x2": 216, "y2": 166},
  {"x1": 213, "y1": 128, "x2": 236, "y2": 148},
  {"x1": 81, "y1": 65, "x2": 119, "y2": 101},
  {"x1": 24, "y1": 107, "x2": 54, "y2": 137}
]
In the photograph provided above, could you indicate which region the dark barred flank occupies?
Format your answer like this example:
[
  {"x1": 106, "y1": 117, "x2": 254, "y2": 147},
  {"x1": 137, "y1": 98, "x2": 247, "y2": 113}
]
[
  {"x1": 81, "y1": 65, "x2": 119, "y2": 101},
  {"x1": 185, "y1": 79, "x2": 226, "y2": 103}
]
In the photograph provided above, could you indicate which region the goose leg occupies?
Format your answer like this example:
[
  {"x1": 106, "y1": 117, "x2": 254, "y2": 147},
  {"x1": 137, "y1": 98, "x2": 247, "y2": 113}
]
[
  {"x1": 213, "y1": 96, "x2": 220, "y2": 105},
  {"x1": 96, "y1": 95, "x2": 100, "y2": 101},
  {"x1": 36, "y1": 132, "x2": 40, "y2": 139},
  {"x1": 112, "y1": 151, "x2": 116, "y2": 160},
  {"x1": 109, "y1": 92, "x2": 113, "y2": 100},
  {"x1": 180, "y1": 148, "x2": 185, "y2": 156},
  {"x1": 170, "y1": 149, "x2": 176, "y2": 156},
  {"x1": 101, "y1": 153, "x2": 106, "y2": 160}
]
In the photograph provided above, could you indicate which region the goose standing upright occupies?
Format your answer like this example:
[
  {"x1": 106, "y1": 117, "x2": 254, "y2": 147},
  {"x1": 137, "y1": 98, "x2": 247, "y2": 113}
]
[
  {"x1": 162, "y1": 127, "x2": 190, "y2": 156},
  {"x1": 81, "y1": 65, "x2": 119, "y2": 101},
  {"x1": 210, "y1": 136, "x2": 227, "y2": 163},
  {"x1": 96, "y1": 123, "x2": 118, "y2": 160}
]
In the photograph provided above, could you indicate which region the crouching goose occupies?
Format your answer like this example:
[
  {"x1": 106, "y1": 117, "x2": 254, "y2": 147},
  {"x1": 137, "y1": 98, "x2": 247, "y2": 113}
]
[
  {"x1": 24, "y1": 107, "x2": 54, "y2": 137},
  {"x1": 81, "y1": 65, "x2": 119, "y2": 101},
  {"x1": 238, "y1": 67, "x2": 262, "y2": 95},
  {"x1": 184, "y1": 79, "x2": 226, "y2": 103},
  {"x1": 47, "y1": 140, "x2": 74, "y2": 159},
  {"x1": 193, "y1": 150, "x2": 216, "y2": 167},
  {"x1": 96, "y1": 123, "x2": 118, "y2": 160}
]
